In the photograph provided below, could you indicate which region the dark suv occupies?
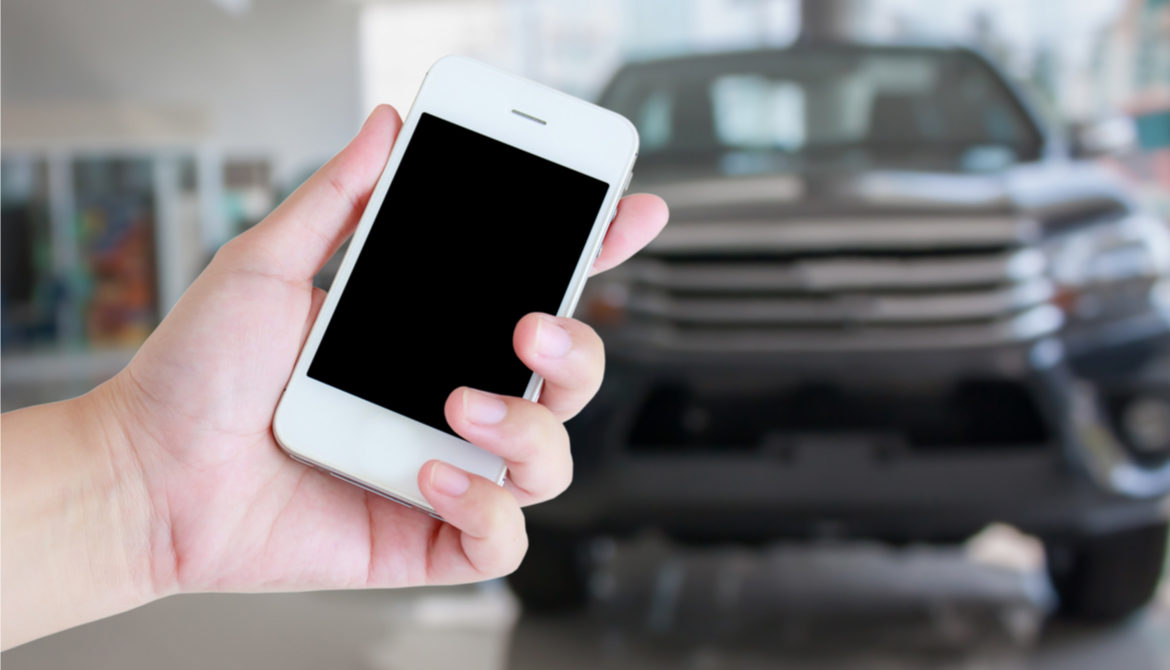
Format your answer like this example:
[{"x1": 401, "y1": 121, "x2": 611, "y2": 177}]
[{"x1": 510, "y1": 45, "x2": 1170, "y2": 622}]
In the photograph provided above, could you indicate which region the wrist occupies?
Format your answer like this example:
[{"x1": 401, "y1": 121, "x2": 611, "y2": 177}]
[
  {"x1": 1, "y1": 377, "x2": 162, "y2": 649},
  {"x1": 79, "y1": 375, "x2": 177, "y2": 599}
]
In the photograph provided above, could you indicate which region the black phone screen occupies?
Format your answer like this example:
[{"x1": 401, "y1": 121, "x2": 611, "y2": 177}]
[{"x1": 308, "y1": 113, "x2": 610, "y2": 435}]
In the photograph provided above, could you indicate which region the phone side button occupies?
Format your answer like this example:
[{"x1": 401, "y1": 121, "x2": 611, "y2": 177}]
[
  {"x1": 388, "y1": 497, "x2": 414, "y2": 511},
  {"x1": 326, "y1": 471, "x2": 415, "y2": 511}
]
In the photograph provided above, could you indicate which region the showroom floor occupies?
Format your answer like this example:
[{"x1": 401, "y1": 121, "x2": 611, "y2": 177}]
[{"x1": 5, "y1": 531, "x2": 1170, "y2": 670}]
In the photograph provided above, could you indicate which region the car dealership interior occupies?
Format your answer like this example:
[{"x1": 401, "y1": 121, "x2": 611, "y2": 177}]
[{"x1": 3, "y1": 0, "x2": 1170, "y2": 668}]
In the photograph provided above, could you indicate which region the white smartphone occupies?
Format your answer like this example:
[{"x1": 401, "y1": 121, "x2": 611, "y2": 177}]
[{"x1": 273, "y1": 56, "x2": 638, "y2": 516}]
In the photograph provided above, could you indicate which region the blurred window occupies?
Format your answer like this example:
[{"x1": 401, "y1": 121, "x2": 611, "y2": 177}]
[
  {"x1": 1, "y1": 157, "x2": 55, "y2": 349},
  {"x1": 223, "y1": 159, "x2": 275, "y2": 233},
  {"x1": 603, "y1": 47, "x2": 1044, "y2": 174},
  {"x1": 636, "y1": 89, "x2": 675, "y2": 151},
  {"x1": 711, "y1": 76, "x2": 805, "y2": 150},
  {"x1": 72, "y1": 158, "x2": 160, "y2": 347}
]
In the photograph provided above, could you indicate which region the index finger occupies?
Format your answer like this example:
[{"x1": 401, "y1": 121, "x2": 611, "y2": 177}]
[{"x1": 590, "y1": 193, "x2": 669, "y2": 275}]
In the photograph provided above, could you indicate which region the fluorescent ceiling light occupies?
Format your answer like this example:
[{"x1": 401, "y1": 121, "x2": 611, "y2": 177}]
[{"x1": 209, "y1": 0, "x2": 251, "y2": 16}]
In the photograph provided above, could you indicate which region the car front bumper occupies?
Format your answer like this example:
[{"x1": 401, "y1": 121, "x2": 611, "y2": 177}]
[{"x1": 536, "y1": 332, "x2": 1170, "y2": 542}]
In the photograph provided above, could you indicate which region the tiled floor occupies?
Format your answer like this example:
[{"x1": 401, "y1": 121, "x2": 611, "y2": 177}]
[{"x1": 4, "y1": 532, "x2": 1169, "y2": 670}]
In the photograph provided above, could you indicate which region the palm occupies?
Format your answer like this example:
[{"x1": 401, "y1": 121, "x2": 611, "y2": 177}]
[{"x1": 124, "y1": 260, "x2": 431, "y2": 593}]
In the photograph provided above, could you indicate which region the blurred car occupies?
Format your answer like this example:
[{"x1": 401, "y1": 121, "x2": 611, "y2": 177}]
[{"x1": 509, "y1": 44, "x2": 1170, "y2": 622}]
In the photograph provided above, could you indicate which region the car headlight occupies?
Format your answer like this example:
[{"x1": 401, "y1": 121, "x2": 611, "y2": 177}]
[
  {"x1": 1123, "y1": 396, "x2": 1170, "y2": 455},
  {"x1": 1045, "y1": 213, "x2": 1170, "y2": 321}
]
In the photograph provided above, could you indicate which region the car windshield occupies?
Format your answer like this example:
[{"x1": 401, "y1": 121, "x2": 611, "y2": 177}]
[{"x1": 599, "y1": 47, "x2": 1045, "y2": 177}]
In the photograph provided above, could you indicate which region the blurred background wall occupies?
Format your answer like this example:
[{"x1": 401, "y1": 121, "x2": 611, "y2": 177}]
[{"x1": 2, "y1": 0, "x2": 362, "y2": 184}]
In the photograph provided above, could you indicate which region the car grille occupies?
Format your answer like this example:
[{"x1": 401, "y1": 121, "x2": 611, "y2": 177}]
[
  {"x1": 608, "y1": 216, "x2": 1063, "y2": 352},
  {"x1": 627, "y1": 380, "x2": 1050, "y2": 452}
]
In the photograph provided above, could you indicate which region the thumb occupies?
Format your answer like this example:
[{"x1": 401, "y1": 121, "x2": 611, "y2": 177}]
[{"x1": 231, "y1": 104, "x2": 402, "y2": 283}]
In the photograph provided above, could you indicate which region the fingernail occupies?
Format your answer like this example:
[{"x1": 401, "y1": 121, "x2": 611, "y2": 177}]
[
  {"x1": 536, "y1": 316, "x2": 573, "y2": 358},
  {"x1": 463, "y1": 388, "x2": 507, "y2": 425},
  {"x1": 430, "y1": 461, "x2": 471, "y2": 497}
]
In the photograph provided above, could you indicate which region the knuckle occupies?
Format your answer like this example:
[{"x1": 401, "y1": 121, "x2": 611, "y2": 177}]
[
  {"x1": 539, "y1": 467, "x2": 572, "y2": 504},
  {"x1": 480, "y1": 506, "x2": 527, "y2": 578},
  {"x1": 542, "y1": 429, "x2": 574, "y2": 499},
  {"x1": 509, "y1": 402, "x2": 559, "y2": 459},
  {"x1": 559, "y1": 350, "x2": 605, "y2": 396},
  {"x1": 566, "y1": 357, "x2": 604, "y2": 393},
  {"x1": 478, "y1": 494, "x2": 512, "y2": 534},
  {"x1": 575, "y1": 321, "x2": 603, "y2": 351},
  {"x1": 502, "y1": 511, "x2": 529, "y2": 574}
]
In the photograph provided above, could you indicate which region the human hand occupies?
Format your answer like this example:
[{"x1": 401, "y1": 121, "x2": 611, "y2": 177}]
[
  {"x1": 119, "y1": 104, "x2": 667, "y2": 591},
  {"x1": 0, "y1": 105, "x2": 668, "y2": 648}
]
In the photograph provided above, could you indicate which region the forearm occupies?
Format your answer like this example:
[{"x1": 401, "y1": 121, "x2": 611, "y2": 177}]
[{"x1": 1, "y1": 387, "x2": 158, "y2": 650}]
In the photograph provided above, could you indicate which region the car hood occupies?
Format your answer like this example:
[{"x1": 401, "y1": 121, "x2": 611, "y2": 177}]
[{"x1": 632, "y1": 161, "x2": 1133, "y2": 229}]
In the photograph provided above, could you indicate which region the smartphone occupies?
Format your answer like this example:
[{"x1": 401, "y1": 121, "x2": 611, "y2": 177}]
[{"x1": 273, "y1": 56, "x2": 638, "y2": 516}]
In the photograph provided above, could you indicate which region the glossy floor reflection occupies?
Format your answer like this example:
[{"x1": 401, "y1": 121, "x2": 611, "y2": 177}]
[
  {"x1": 510, "y1": 532, "x2": 1169, "y2": 669},
  {"x1": 4, "y1": 532, "x2": 1169, "y2": 669}
]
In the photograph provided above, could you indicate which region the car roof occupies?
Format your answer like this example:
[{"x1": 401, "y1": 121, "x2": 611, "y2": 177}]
[{"x1": 608, "y1": 43, "x2": 981, "y2": 78}]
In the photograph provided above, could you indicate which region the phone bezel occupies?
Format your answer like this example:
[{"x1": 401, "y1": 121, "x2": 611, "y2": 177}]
[{"x1": 273, "y1": 56, "x2": 638, "y2": 515}]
